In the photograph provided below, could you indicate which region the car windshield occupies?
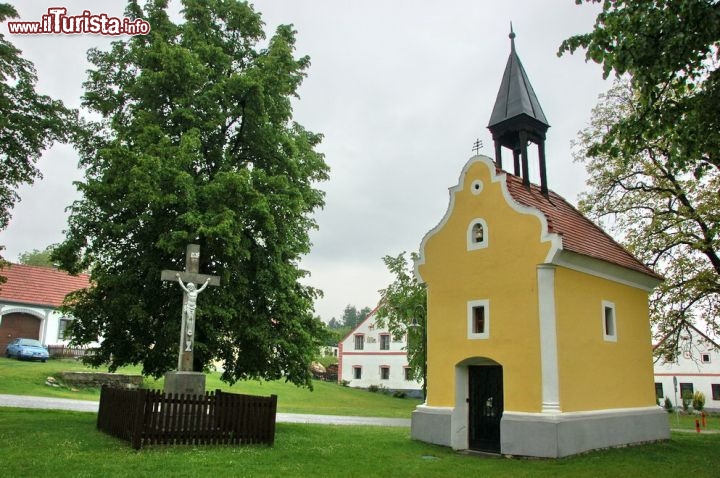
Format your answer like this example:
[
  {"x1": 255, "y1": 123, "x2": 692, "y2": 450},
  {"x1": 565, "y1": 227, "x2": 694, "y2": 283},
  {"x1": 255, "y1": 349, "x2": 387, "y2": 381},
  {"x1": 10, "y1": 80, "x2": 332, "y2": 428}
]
[{"x1": 19, "y1": 339, "x2": 44, "y2": 347}]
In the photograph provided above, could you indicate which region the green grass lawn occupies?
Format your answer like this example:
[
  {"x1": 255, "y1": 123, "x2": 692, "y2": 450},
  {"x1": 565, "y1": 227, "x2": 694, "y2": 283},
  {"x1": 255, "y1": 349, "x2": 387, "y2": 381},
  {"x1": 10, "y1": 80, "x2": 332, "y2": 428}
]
[
  {"x1": 1, "y1": 408, "x2": 719, "y2": 478},
  {"x1": 0, "y1": 357, "x2": 420, "y2": 417}
]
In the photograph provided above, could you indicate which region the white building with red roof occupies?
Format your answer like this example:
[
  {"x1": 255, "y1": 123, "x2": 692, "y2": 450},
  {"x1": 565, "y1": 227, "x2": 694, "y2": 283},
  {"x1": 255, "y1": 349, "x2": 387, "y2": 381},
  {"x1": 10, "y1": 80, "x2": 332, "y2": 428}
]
[
  {"x1": 0, "y1": 263, "x2": 92, "y2": 352},
  {"x1": 338, "y1": 307, "x2": 422, "y2": 397},
  {"x1": 653, "y1": 323, "x2": 720, "y2": 411}
]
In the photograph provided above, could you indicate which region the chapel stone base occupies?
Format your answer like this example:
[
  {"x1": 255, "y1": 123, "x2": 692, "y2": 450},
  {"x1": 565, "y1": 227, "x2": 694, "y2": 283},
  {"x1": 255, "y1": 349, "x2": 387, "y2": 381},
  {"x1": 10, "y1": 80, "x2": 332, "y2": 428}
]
[
  {"x1": 411, "y1": 405, "x2": 669, "y2": 458},
  {"x1": 163, "y1": 371, "x2": 206, "y2": 396}
]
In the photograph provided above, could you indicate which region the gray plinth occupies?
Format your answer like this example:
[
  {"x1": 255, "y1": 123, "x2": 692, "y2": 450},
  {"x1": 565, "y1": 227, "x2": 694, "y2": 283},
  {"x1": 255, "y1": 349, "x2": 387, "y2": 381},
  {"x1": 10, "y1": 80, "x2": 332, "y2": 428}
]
[{"x1": 163, "y1": 371, "x2": 206, "y2": 396}]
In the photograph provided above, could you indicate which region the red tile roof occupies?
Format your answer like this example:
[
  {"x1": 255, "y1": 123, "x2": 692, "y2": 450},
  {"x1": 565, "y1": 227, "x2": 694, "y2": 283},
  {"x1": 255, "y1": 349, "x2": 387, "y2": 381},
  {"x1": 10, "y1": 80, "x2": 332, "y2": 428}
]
[
  {"x1": 502, "y1": 172, "x2": 662, "y2": 279},
  {"x1": 0, "y1": 263, "x2": 90, "y2": 308}
]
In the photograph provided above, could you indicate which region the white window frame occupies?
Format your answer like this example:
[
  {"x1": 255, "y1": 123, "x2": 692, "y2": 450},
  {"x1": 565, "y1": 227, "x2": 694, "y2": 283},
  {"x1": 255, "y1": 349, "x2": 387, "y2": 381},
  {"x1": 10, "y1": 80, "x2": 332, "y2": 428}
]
[
  {"x1": 57, "y1": 318, "x2": 72, "y2": 341},
  {"x1": 467, "y1": 218, "x2": 489, "y2": 251},
  {"x1": 602, "y1": 301, "x2": 617, "y2": 342},
  {"x1": 353, "y1": 366, "x2": 362, "y2": 380},
  {"x1": 380, "y1": 366, "x2": 390, "y2": 380},
  {"x1": 467, "y1": 299, "x2": 490, "y2": 339}
]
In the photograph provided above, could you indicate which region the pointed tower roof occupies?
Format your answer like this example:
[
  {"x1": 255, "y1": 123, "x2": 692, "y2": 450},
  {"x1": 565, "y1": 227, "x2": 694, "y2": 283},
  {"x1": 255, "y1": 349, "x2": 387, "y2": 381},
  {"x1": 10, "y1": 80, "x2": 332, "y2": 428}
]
[{"x1": 488, "y1": 26, "x2": 549, "y2": 129}]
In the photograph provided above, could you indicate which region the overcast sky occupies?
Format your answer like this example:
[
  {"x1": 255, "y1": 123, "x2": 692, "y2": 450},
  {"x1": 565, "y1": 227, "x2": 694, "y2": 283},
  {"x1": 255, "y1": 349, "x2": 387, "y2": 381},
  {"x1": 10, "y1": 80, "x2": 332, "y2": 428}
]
[{"x1": 1, "y1": 1, "x2": 609, "y2": 323}]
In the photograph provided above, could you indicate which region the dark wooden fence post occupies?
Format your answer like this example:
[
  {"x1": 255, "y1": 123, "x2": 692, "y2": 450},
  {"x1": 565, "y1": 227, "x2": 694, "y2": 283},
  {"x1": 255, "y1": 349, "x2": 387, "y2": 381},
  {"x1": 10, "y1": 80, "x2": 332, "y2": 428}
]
[{"x1": 131, "y1": 389, "x2": 147, "y2": 450}]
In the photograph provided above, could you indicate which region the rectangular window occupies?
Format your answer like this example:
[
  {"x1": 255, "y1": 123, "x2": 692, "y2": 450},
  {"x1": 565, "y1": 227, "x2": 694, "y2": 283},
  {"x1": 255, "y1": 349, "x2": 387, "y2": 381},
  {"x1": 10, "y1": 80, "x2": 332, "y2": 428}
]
[
  {"x1": 712, "y1": 384, "x2": 720, "y2": 401},
  {"x1": 404, "y1": 367, "x2": 412, "y2": 381},
  {"x1": 354, "y1": 334, "x2": 364, "y2": 350},
  {"x1": 380, "y1": 366, "x2": 390, "y2": 380},
  {"x1": 467, "y1": 299, "x2": 489, "y2": 339},
  {"x1": 379, "y1": 334, "x2": 390, "y2": 350},
  {"x1": 57, "y1": 318, "x2": 72, "y2": 340},
  {"x1": 655, "y1": 382, "x2": 664, "y2": 399},
  {"x1": 702, "y1": 353, "x2": 711, "y2": 364},
  {"x1": 680, "y1": 382, "x2": 694, "y2": 399},
  {"x1": 602, "y1": 301, "x2": 617, "y2": 342},
  {"x1": 353, "y1": 367, "x2": 362, "y2": 380}
]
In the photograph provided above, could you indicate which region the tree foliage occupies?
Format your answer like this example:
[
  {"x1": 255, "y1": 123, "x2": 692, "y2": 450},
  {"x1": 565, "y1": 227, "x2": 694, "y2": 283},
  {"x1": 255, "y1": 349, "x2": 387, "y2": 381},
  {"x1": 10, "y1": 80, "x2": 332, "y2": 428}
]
[
  {"x1": 375, "y1": 252, "x2": 426, "y2": 385},
  {"x1": 53, "y1": 0, "x2": 329, "y2": 388},
  {"x1": 560, "y1": 0, "x2": 720, "y2": 173},
  {"x1": 561, "y1": 1, "x2": 720, "y2": 353},
  {"x1": 340, "y1": 304, "x2": 372, "y2": 329},
  {"x1": 573, "y1": 79, "x2": 719, "y2": 355},
  {"x1": 18, "y1": 245, "x2": 57, "y2": 267},
  {"x1": 0, "y1": 4, "x2": 74, "y2": 249}
]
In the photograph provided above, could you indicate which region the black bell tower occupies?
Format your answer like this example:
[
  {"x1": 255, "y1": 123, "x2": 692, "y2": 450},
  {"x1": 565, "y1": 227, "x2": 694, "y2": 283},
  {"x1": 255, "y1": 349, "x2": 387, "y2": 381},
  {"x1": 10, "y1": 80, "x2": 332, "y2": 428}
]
[{"x1": 487, "y1": 26, "x2": 550, "y2": 194}]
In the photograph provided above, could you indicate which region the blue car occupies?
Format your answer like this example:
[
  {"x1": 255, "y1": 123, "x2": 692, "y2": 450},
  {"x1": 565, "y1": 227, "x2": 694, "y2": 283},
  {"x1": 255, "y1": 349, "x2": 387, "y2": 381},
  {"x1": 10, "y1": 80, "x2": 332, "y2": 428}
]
[{"x1": 5, "y1": 338, "x2": 50, "y2": 362}]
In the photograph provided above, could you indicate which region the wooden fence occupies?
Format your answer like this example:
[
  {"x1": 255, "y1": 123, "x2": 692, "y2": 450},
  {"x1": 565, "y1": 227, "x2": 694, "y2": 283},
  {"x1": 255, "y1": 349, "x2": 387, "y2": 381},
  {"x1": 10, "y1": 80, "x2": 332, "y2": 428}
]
[
  {"x1": 47, "y1": 345, "x2": 92, "y2": 358},
  {"x1": 97, "y1": 386, "x2": 277, "y2": 449}
]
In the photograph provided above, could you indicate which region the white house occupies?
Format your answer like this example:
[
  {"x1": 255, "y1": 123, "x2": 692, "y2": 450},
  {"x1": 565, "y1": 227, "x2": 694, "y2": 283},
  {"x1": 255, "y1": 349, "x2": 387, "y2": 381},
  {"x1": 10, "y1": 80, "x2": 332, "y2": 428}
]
[
  {"x1": 338, "y1": 307, "x2": 422, "y2": 397},
  {"x1": 653, "y1": 322, "x2": 720, "y2": 411},
  {"x1": 0, "y1": 263, "x2": 94, "y2": 354}
]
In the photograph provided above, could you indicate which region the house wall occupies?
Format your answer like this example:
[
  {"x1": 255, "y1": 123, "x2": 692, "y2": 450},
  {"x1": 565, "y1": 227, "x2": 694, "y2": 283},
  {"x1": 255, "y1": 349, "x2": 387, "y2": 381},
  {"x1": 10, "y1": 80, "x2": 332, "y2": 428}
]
[
  {"x1": 417, "y1": 159, "x2": 552, "y2": 412},
  {"x1": 554, "y1": 268, "x2": 657, "y2": 411},
  {"x1": 0, "y1": 302, "x2": 96, "y2": 350},
  {"x1": 338, "y1": 316, "x2": 421, "y2": 393},
  {"x1": 654, "y1": 333, "x2": 720, "y2": 410}
]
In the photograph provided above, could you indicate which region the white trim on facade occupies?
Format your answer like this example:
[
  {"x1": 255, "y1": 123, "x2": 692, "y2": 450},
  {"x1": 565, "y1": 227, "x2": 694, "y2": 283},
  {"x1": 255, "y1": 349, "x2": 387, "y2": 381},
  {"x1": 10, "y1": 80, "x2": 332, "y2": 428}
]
[
  {"x1": 537, "y1": 264, "x2": 561, "y2": 413},
  {"x1": 466, "y1": 299, "x2": 490, "y2": 339},
  {"x1": 602, "y1": 300, "x2": 617, "y2": 342},
  {"x1": 466, "y1": 218, "x2": 489, "y2": 251}
]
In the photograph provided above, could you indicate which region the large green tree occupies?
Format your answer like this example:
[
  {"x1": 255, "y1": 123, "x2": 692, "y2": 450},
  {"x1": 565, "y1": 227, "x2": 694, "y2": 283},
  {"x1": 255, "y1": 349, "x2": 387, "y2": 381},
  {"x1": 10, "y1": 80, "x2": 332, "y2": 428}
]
[
  {"x1": 375, "y1": 252, "x2": 426, "y2": 391},
  {"x1": 54, "y1": 0, "x2": 329, "y2": 387},
  {"x1": 0, "y1": 4, "x2": 74, "y2": 258},
  {"x1": 560, "y1": 1, "x2": 720, "y2": 352},
  {"x1": 559, "y1": 0, "x2": 719, "y2": 173},
  {"x1": 571, "y1": 81, "x2": 719, "y2": 354}
]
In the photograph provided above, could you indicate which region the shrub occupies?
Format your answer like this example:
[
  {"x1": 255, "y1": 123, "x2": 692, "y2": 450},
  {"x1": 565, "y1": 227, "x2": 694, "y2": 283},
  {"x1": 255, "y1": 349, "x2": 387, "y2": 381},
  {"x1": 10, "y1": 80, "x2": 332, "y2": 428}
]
[
  {"x1": 664, "y1": 397, "x2": 674, "y2": 413},
  {"x1": 368, "y1": 385, "x2": 379, "y2": 393},
  {"x1": 682, "y1": 391, "x2": 693, "y2": 412},
  {"x1": 393, "y1": 390, "x2": 407, "y2": 399},
  {"x1": 340, "y1": 380, "x2": 350, "y2": 387},
  {"x1": 692, "y1": 391, "x2": 706, "y2": 411}
]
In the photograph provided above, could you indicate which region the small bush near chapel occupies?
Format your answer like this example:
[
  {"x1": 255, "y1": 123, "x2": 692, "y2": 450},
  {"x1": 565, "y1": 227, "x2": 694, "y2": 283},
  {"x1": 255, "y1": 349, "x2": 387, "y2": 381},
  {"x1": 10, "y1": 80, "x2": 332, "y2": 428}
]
[{"x1": 664, "y1": 397, "x2": 674, "y2": 413}]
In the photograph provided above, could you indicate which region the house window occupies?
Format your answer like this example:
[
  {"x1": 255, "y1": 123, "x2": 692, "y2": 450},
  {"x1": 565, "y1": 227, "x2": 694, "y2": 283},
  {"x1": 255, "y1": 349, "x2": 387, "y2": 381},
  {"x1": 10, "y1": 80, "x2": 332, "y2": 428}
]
[
  {"x1": 380, "y1": 366, "x2": 390, "y2": 380},
  {"x1": 467, "y1": 299, "x2": 489, "y2": 339},
  {"x1": 404, "y1": 367, "x2": 412, "y2": 381},
  {"x1": 702, "y1": 353, "x2": 711, "y2": 364},
  {"x1": 602, "y1": 301, "x2": 617, "y2": 342},
  {"x1": 712, "y1": 384, "x2": 720, "y2": 401},
  {"x1": 379, "y1": 334, "x2": 390, "y2": 350},
  {"x1": 353, "y1": 366, "x2": 362, "y2": 380},
  {"x1": 354, "y1": 334, "x2": 364, "y2": 350},
  {"x1": 467, "y1": 218, "x2": 488, "y2": 250},
  {"x1": 57, "y1": 318, "x2": 72, "y2": 340},
  {"x1": 679, "y1": 383, "x2": 694, "y2": 400},
  {"x1": 655, "y1": 382, "x2": 664, "y2": 399}
]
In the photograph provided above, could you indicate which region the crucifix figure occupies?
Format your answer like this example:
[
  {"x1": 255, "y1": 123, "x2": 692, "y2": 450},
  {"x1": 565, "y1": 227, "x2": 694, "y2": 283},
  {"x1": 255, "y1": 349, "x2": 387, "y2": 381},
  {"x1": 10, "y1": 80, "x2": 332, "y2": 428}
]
[{"x1": 161, "y1": 244, "x2": 220, "y2": 371}]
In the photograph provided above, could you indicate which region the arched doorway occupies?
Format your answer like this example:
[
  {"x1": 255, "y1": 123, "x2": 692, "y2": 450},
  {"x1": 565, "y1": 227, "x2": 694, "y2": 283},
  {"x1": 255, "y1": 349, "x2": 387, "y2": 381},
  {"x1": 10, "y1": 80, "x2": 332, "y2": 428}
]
[
  {"x1": 0, "y1": 313, "x2": 42, "y2": 352},
  {"x1": 454, "y1": 357, "x2": 504, "y2": 453}
]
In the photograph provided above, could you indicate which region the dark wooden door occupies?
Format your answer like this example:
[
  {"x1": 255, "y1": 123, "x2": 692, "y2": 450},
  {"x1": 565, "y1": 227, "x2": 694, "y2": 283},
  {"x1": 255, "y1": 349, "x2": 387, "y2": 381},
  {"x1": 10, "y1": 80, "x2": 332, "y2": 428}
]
[{"x1": 468, "y1": 365, "x2": 503, "y2": 452}]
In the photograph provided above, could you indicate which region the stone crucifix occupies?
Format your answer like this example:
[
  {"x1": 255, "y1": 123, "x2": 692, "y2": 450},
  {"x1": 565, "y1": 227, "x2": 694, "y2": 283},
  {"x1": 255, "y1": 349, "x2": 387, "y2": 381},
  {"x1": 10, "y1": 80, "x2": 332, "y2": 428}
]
[{"x1": 161, "y1": 244, "x2": 220, "y2": 371}]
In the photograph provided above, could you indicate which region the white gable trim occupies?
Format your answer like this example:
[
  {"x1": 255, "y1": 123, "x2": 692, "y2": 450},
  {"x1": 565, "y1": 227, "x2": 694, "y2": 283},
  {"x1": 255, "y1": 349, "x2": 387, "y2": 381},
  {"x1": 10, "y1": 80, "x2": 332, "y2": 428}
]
[{"x1": 553, "y1": 250, "x2": 661, "y2": 292}]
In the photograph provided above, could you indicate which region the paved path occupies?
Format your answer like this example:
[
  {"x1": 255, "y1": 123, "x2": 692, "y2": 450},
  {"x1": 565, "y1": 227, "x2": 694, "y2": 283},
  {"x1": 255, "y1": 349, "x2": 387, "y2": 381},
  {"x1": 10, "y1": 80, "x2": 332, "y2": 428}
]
[{"x1": 0, "y1": 394, "x2": 411, "y2": 427}]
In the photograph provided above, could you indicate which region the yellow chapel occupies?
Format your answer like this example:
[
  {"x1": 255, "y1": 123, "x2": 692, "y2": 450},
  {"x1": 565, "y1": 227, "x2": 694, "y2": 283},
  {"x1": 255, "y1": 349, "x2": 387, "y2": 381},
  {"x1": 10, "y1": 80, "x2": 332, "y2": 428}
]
[{"x1": 410, "y1": 31, "x2": 670, "y2": 457}]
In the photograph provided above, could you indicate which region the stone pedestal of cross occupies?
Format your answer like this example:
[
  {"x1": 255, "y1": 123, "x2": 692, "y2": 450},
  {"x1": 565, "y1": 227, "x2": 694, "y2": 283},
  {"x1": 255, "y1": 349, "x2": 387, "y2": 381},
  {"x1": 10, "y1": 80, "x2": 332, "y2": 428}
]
[{"x1": 160, "y1": 244, "x2": 220, "y2": 396}]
